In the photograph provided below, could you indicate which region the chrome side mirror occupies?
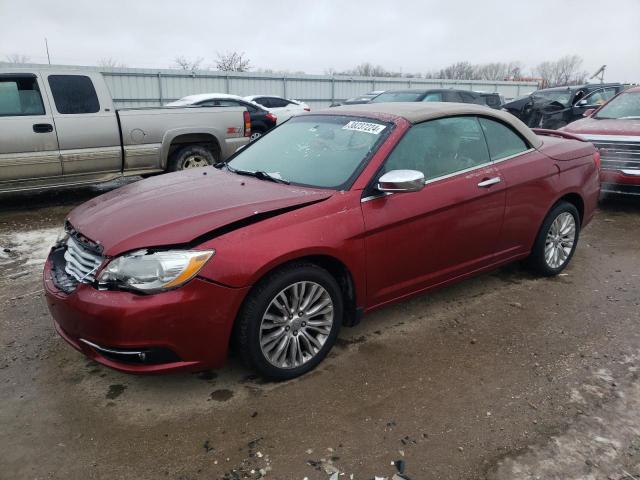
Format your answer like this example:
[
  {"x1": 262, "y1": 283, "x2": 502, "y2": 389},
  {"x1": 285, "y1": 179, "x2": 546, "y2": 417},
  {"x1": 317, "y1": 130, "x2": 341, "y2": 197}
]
[
  {"x1": 377, "y1": 169, "x2": 425, "y2": 193},
  {"x1": 576, "y1": 99, "x2": 588, "y2": 107}
]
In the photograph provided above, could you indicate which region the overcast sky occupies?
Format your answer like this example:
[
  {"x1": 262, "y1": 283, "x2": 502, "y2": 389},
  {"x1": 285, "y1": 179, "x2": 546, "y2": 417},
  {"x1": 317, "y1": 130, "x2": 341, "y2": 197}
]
[{"x1": 1, "y1": 0, "x2": 638, "y2": 82}]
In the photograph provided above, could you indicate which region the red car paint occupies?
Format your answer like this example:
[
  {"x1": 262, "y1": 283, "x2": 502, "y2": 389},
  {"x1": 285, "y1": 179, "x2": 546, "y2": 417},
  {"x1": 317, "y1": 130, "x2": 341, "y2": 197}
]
[
  {"x1": 44, "y1": 109, "x2": 600, "y2": 373},
  {"x1": 561, "y1": 86, "x2": 640, "y2": 196}
]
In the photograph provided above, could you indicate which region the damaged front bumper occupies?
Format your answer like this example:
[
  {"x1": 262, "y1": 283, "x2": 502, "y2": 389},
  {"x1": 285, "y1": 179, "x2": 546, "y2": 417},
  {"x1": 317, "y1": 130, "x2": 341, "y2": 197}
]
[{"x1": 43, "y1": 253, "x2": 250, "y2": 373}]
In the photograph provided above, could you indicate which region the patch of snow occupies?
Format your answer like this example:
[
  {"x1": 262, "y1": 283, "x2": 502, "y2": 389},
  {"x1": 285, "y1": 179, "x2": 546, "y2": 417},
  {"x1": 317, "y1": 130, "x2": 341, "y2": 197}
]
[{"x1": 0, "y1": 226, "x2": 62, "y2": 269}]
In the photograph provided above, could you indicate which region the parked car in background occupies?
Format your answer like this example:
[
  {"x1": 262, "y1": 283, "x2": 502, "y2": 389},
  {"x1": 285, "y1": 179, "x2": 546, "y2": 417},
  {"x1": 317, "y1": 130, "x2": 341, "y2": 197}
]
[
  {"x1": 477, "y1": 92, "x2": 504, "y2": 109},
  {"x1": 561, "y1": 86, "x2": 640, "y2": 196},
  {"x1": 333, "y1": 90, "x2": 386, "y2": 106},
  {"x1": 502, "y1": 83, "x2": 625, "y2": 130},
  {"x1": 166, "y1": 93, "x2": 277, "y2": 141},
  {"x1": 45, "y1": 102, "x2": 599, "y2": 380},
  {"x1": 244, "y1": 95, "x2": 310, "y2": 123},
  {"x1": 0, "y1": 68, "x2": 251, "y2": 193},
  {"x1": 370, "y1": 88, "x2": 500, "y2": 108}
]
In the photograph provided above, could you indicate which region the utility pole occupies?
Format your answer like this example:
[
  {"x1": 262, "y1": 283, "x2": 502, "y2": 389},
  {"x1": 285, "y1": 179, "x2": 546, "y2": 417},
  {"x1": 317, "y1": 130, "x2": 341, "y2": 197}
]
[
  {"x1": 590, "y1": 65, "x2": 606, "y2": 84},
  {"x1": 44, "y1": 38, "x2": 51, "y2": 64}
]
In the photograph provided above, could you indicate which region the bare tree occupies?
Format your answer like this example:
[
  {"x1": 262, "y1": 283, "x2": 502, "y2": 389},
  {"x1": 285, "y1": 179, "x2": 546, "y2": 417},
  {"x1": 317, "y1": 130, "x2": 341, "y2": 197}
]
[
  {"x1": 438, "y1": 62, "x2": 477, "y2": 80},
  {"x1": 173, "y1": 55, "x2": 204, "y2": 71},
  {"x1": 5, "y1": 53, "x2": 30, "y2": 64},
  {"x1": 333, "y1": 63, "x2": 410, "y2": 78},
  {"x1": 534, "y1": 55, "x2": 587, "y2": 87},
  {"x1": 214, "y1": 51, "x2": 251, "y2": 72},
  {"x1": 97, "y1": 57, "x2": 127, "y2": 68},
  {"x1": 471, "y1": 61, "x2": 524, "y2": 81}
]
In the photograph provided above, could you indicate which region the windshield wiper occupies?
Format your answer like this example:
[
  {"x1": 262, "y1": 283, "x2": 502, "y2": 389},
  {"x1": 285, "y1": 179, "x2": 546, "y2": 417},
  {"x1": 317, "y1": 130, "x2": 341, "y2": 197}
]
[
  {"x1": 245, "y1": 170, "x2": 290, "y2": 185},
  {"x1": 216, "y1": 161, "x2": 290, "y2": 184},
  {"x1": 215, "y1": 161, "x2": 234, "y2": 171}
]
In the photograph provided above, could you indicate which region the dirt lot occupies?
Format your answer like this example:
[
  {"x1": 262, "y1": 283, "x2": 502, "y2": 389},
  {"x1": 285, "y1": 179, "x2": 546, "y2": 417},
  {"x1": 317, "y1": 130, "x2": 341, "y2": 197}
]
[{"x1": 1, "y1": 182, "x2": 639, "y2": 480}]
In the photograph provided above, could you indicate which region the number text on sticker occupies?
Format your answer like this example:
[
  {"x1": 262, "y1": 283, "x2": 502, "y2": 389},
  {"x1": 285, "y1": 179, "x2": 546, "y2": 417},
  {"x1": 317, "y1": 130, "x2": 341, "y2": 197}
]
[{"x1": 342, "y1": 121, "x2": 386, "y2": 135}]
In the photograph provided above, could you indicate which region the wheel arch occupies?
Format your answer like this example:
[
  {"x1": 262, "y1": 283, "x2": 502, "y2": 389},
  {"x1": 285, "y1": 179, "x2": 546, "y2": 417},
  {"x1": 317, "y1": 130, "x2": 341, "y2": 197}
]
[
  {"x1": 234, "y1": 253, "x2": 361, "y2": 335},
  {"x1": 556, "y1": 192, "x2": 584, "y2": 225},
  {"x1": 161, "y1": 129, "x2": 222, "y2": 168}
]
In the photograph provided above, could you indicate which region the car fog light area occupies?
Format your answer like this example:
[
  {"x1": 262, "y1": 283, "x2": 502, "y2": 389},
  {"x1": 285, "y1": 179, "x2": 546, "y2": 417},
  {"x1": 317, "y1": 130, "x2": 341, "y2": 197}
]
[{"x1": 98, "y1": 249, "x2": 214, "y2": 293}]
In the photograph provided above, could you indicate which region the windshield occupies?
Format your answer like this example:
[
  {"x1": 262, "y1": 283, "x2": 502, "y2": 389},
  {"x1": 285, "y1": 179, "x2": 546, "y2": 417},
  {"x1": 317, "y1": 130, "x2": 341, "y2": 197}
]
[
  {"x1": 595, "y1": 92, "x2": 640, "y2": 119},
  {"x1": 371, "y1": 91, "x2": 424, "y2": 102},
  {"x1": 532, "y1": 90, "x2": 572, "y2": 106},
  {"x1": 228, "y1": 115, "x2": 391, "y2": 189}
]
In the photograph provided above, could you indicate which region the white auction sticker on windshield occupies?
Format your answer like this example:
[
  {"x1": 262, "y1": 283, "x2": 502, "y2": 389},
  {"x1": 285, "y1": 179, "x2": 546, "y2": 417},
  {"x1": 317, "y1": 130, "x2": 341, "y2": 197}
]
[{"x1": 342, "y1": 121, "x2": 386, "y2": 135}]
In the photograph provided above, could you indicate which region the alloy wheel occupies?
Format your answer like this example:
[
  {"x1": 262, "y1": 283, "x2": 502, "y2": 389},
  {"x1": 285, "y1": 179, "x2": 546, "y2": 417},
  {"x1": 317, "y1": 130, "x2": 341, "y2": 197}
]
[
  {"x1": 259, "y1": 281, "x2": 334, "y2": 369},
  {"x1": 544, "y1": 212, "x2": 576, "y2": 269}
]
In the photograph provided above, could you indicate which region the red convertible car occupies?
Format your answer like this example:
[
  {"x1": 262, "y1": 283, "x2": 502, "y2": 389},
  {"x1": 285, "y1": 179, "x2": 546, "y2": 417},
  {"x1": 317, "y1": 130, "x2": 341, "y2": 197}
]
[
  {"x1": 561, "y1": 85, "x2": 640, "y2": 196},
  {"x1": 44, "y1": 103, "x2": 600, "y2": 379}
]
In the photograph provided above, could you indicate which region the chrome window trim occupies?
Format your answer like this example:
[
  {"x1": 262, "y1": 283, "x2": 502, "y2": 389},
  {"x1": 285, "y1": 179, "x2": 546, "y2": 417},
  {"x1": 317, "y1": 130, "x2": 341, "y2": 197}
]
[
  {"x1": 361, "y1": 148, "x2": 534, "y2": 203},
  {"x1": 491, "y1": 147, "x2": 535, "y2": 165}
]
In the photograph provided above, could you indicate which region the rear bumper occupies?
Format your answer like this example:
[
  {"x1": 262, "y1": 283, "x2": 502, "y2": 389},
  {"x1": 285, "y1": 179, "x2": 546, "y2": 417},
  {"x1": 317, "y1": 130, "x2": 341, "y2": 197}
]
[
  {"x1": 601, "y1": 169, "x2": 640, "y2": 196},
  {"x1": 44, "y1": 256, "x2": 249, "y2": 374}
]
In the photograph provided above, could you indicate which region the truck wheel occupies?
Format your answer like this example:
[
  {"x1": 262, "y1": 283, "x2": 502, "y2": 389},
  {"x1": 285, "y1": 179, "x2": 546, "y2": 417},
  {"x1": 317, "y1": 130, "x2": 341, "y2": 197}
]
[
  {"x1": 234, "y1": 263, "x2": 343, "y2": 380},
  {"x1": 169, "y1": 145, "x2": 218, "y2": 171},
  {"x1": 526, "y1": 201, "x2": 580, "y2": 276},
  {"x1": 249, "y1": 129, "x2": 264, "y2": 142}
]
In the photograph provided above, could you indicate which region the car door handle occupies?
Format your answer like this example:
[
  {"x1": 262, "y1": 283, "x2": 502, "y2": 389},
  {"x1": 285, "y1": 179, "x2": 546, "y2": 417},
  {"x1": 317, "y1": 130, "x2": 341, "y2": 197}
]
[
  {"x1": 33, "y1": 123, "x2": 54, "y2": 133},
  {"x1": 477, "y1": 177, "x2": 502, "y2": 188}
]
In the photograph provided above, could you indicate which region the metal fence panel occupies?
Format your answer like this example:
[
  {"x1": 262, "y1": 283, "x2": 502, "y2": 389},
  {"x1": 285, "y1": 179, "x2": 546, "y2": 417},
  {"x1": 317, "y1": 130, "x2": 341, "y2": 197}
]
[{"x1": 0, "y1": 62, "x2": 538, "y2": 108}]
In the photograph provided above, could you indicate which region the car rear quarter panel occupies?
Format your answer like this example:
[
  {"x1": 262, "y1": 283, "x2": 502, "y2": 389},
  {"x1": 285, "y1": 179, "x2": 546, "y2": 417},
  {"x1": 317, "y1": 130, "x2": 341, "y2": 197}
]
[{"x1": 497, "y1": 141, "x2": 598, "y2": 256}]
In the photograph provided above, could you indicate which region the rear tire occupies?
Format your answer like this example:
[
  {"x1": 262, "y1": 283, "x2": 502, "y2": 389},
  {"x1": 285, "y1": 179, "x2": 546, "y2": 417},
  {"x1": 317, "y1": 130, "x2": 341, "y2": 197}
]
[
  {"x1": 235, "y1": 263, "x2": 343, "y2": 380},
  {"x1": 249, "y1": 129, "x2": 263, "y2": 142},
  {"x1": 526, "y1": 201, "x2": 580, "y2": 276},
  {"x1": 168, "y1": 145, "x2": 218, "y2": 172}
]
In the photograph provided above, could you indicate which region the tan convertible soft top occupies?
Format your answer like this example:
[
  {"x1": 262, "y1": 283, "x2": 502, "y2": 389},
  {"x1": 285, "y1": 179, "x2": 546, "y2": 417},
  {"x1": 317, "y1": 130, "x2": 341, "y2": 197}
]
[{"x1": 327, "y1": 102, "x2": 543, "y2": 149}]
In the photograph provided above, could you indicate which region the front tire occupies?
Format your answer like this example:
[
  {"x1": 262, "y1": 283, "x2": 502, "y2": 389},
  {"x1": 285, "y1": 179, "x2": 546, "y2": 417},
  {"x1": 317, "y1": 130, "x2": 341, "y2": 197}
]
[
  {"x1": 235, "y1": 263, "x2": 343, "y2": 380},
  {"x1": 527, "y1": 201, "x2": 580, "y2": 276},
  {"x1": 168, "y1": 145, "x2": 218, "y2": 171}
]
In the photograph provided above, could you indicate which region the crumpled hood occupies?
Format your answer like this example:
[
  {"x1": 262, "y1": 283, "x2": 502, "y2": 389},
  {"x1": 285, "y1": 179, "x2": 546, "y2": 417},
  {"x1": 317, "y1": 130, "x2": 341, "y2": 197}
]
[
  {"x1": 562, "y1": 116, "x2": 640, "y2": 138},
  {"x1": 68, "y1": 169, "x2": 333, "y2": 256}
]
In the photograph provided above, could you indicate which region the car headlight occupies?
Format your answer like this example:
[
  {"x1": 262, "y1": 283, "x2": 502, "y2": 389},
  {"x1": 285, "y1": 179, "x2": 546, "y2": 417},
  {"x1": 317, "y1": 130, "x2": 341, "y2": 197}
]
[{"x1": 98, "y1": 249, "x2": 214, "y2": 293}]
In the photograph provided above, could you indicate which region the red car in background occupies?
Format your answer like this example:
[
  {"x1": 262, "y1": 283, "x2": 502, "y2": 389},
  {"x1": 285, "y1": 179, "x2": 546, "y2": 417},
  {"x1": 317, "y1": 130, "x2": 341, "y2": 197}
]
[
  {"x1": 44, "y1": 103, "x2": 600, "y2": 380},
  {"x1": 561, "y1": 86, "x2": 640, "y2": 196}
]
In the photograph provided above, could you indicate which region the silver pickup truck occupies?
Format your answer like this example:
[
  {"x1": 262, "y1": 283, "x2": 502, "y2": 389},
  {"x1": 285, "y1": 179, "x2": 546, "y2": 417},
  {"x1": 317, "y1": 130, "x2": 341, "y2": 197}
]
[{"x1": 0, "y1": 68, "x2": 251, "y2": 193}]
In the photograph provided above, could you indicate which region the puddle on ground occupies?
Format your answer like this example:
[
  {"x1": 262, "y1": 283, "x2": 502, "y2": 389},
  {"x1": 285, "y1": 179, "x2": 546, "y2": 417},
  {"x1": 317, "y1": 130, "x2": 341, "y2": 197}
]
[{"x1": 210, "y1": 389, "x2": 234, "y2": 402}]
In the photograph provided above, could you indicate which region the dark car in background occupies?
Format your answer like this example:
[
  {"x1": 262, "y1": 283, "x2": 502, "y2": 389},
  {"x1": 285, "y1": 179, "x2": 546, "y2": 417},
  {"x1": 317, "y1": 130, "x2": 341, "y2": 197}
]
[
  {"x1": 502, "y1": 83, "x2": 625, "y2": 130},
  {"x1": 332, "y1": 90, "x2": 386, "y2": 106},
  {"x1": 166, "y1": 93, "x2": 277, "y2": 141},
  {"x1": 370, "y1": 88, "x2": 502, "y2": 108}
]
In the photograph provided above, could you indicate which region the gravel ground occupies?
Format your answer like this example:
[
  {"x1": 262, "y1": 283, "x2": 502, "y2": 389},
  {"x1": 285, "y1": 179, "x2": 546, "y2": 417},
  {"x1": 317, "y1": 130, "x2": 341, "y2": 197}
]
[{"x1": 1, "y1": 180, "x2": 639, "y2": 480}]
